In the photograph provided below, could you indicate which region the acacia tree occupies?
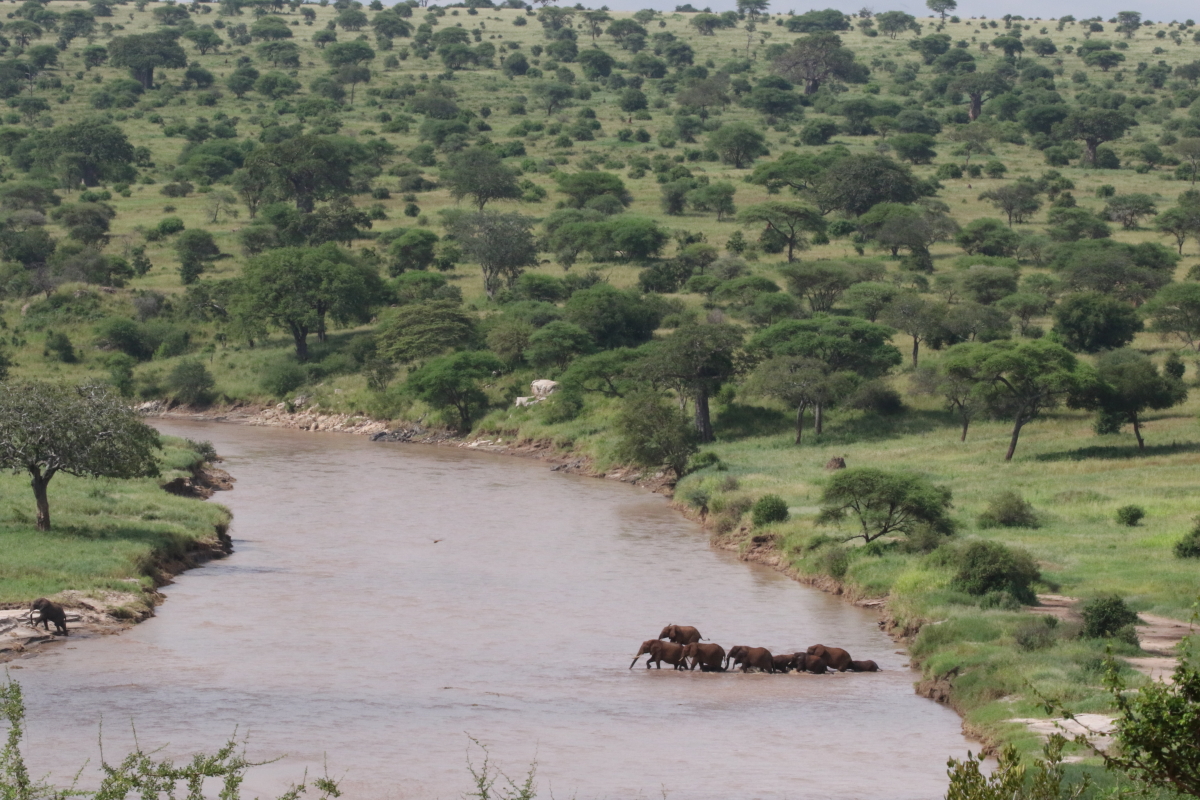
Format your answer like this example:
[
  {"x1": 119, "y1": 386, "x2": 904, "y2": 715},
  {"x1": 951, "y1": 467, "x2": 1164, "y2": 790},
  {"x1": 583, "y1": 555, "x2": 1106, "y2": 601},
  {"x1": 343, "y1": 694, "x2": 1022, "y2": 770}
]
[
  {"x1": 817, "y1": 467, "x2": 955, "y2": 543},
  {"x1": 771, "y1": 32, "x2": 864, "y2": 94},
  {"x1": 405, "y1": 351, "x2": 504, "y2": 432},
  {"x1": 635, "y1": 323, "x2": 743, "y2": 442},
  {"x1": 108, "y1": 31, "x2": 188, "y2": 89},
  {"x1": 739, "y1": 201, "x2": 825, "y2": 262},
  {"x1": 0, "y1": 382, "x2": 160, "y2": 530},
  {"x1": 880, "y1": 292, "x2": 945, "y2": 367},
  {"x1": 942, "y1": 339, "x2": 1095, "y2": 460},
  {"x1": 448, "y1": 211, "x2": 539, "y2": 299},
  {"x1": 1079, "y1": 349, "x2": 1188, "y2": 449},
  {"x1": 745, "y1": 356, "x2": 856, "y2": 444},
  {"x1": 237, "y1": 244, "x2": 383, "y2": 360},
  {"x1": 1144, "y1": 282, "x2": 1200, "y2": 349},
  {"x1": 441, "y1": 147, "x2": 520, "y2": 211}
]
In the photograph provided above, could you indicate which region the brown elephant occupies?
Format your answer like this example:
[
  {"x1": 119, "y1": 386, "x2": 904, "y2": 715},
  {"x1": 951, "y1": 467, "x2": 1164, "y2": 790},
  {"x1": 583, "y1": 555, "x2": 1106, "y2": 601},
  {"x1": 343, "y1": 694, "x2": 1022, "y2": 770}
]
[
  {"x1": 795, "y1": 653, "x2": 829, "y2": 674},
  {"x1": 806, "y1": 644, "x2": 852, "y2": 671},
  {"x1": 772, "y1": 653, "x2": 798, "y2": 673},
  {"x1": 682, "y1": 642, "x2": 726, "y2": 671},
  {"x1": 727, "y1": 645, "x2": 775, "y2": 673},
  {"x1": 658, "y1": 624, "x2": 702, "y2": 645},
  {"x1": 849, "y1": 659, "x2": 880, "y2": 672},
  {"x1": 29, "y1": 598, "x2": 67, "y2": 636},
  {"x1": 631, "y1": 639, "x2": 688, "y2": 670}
]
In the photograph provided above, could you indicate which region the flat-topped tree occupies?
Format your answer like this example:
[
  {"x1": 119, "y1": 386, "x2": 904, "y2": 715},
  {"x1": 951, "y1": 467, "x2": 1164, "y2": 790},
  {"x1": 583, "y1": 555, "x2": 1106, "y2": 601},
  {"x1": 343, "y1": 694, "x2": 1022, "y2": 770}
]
[
  {"x1": 441, "y1": 147, "x2": 521, "y2": 211},
  {"x1": 109, "y1": 30, "x2": 187, "y2": 89},
  {"x1": 1080, "y1": 348, "x2": 1188, "y2": 449},
  {"x1": 0, "y1": 381, "x2": 160, "y2": 531},
  {"x1": 926, "y1": 0, "x2": 956, "y2": 20}
]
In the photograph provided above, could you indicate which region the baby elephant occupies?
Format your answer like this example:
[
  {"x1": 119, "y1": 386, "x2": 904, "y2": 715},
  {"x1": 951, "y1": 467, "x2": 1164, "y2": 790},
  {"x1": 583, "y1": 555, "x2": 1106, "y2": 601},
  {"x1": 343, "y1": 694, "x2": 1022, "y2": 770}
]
[
  {"x1": 29, "y1": 598, "x2": 67, "y2": 636},
  {"x1": 795, "y1": 653, "x2": 829, "y2": 674},
  {"x1": 772, "y1": 653, "x2": 799, "y2": 673},
  {"x1": 848, "y1": 659, "x2": 880, "y2": 672}
]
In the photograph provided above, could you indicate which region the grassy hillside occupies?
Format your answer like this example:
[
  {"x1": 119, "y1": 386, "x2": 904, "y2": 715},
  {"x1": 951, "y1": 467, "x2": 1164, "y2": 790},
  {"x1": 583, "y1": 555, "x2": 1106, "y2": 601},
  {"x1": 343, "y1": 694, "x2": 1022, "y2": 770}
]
[{"x1": 3, "y1": 0, "x2": 1200, "y2": 765}]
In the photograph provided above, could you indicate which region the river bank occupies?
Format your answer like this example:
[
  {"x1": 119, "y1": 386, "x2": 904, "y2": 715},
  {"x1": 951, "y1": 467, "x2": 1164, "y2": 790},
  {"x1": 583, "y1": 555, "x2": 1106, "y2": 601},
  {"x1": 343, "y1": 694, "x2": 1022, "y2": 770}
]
[{"x1": 0, "y1": 437, "x2": 234, "y2": 665}]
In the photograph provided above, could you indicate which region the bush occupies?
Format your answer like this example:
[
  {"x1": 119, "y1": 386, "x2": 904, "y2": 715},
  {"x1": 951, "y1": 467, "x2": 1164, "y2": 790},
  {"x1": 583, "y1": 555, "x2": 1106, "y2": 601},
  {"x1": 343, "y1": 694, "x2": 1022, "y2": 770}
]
[
  {"x1": 167, "y1": 359, "x2": 215, "y2": 405},
  {"x1": 260, "y1": 361, "x2": 307, "y2": 396},
  {"x1": 685, "y1": 451, "x2": 722, "y2": 474},
  {"x1": 951, "y1": 540, "x2": 1041, "y2": 604},
  {"x1": 1174, "y1": 519, "x2": 1200, "y2": 558},
  {"x1": 1080, "y1": 594, "x2": 1140, "y2": 643},
  {"x1": 613, "y1": 391, "x2": 698, "y2": 478},
  {"x1": 751, "y1": 494, "x2": 789, "y2": 526},
  {"x1": 817, "y1": 545, "x2": 850, "y2": 579},
  {"x1": 1014, "y1": 616, "x2": 1059, "y2": 651},
  {"x1": 156, "y1": 216, "x2": 186, "y2": 236},
  {"x1": 846, "y1": 381, "x2": 904, "y2": 415},
  {"x1": 977, "y1": 490, "x2": 1040, "y2": 529},
  {"x1": 1116, "y1": 505, "x2": 1145, "y2": 526},
  {"x1": 539, "y1": 388, "x2": 583, "y2": 423},
  {"x1": 43, "y1": 331, "x2": 76, "y2": 363}
]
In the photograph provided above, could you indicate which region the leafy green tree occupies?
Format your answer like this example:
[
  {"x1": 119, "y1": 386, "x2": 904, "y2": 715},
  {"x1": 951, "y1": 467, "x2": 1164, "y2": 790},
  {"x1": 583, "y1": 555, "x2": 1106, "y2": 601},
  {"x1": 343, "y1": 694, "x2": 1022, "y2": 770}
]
[
  {"x1": 956, "y1": 218, "x2": 1021, "y2": 256},
  {"x1": 948, "y1": 71, "x2": 1009, "y2": 121},
  {"x1": 812, "y1": 153, "x2": 922, "y2": 216},
  {"x1": 523, "y1": 321, "x2": 594, "y2": 372},
  {"x1": 405, "y1": 351, "x2": 504, "y2": 432},
  {"x1": 979, "y1": 180, "x2": 1042, "y2": 227},
  {"x1": 739, "y1": 201, "x2": 825, "y2": 262},
  {"x1": 377, "y1": 299, "x2": 476, "y2": 364},
  {"x1": 844, "y1": 281, "x2": 899, "y2": 322},
  {"x1": 991, "y1": 35, "x2": 1024, "y2": 59},
  {"x1": 258, "y1": 40, "x2": 301, "y2": 67},
  {"x1": 441, "y1": 147, "x2": 521, "y2": 211},
  {"x1": 82, "y1": 44, "x2": 108, "y2": 69},
  {"x1": 771, "y1": 32, "x2": 865, "y2": 94},
  {"x1": 778, "y1": 261, "x2": 872, "y2": 313},
  {"x1": 1105, "y1": 194, "x2": 1158, "y2": 229},
  {"x1": 1153, "y1": 202, "x2": 1200, "y2": 255},
  {"x1": 19, "y1": 120, "x2": 134, "y2": 187},
  {"x1": 175, "y1": 229, "x2": 221, "y2": 285},
  {"x1": 530, "y1": 81, "x2": 574, "y2": 114},
  {"x1": 387, "y1": 228, "x2": 439, "y2": 275},
  {"x1": 817, "y1": 467, "x2": 955, "y2": 543},
  {"x1": 184, "y1": 26, "x2": 224, "y2": 54},
  {"x1": 879, "y1": 292, "x2": 945, "y2": 367},
  {"x1": 744, "y1": 355, "x2": 856, "y2": 444},
  {"x1": 1055, "y1": 109, "x2": 1136, "y2": 166},
  {"x1": 857, "y1": 202, "x2": 957, "y2": 270},
  {"x1": 559, "y1": 348, "x2": 641, "y2": 397},
  {"x1": 554, "y1": 171, "x2": 631, "y2": 209},
  {"x1": 876, "y1": 10, "x2": 917, "y2": 38},
  {"x1": 448, "y1": 211, "x2": 539, "y2": 299},
  {"x1": 1078, "y1": 348, "x2": 1188, "y2": 449},
  {"x1": 250, "y1": 14, "x2": 293, "y2": 40},
  {"x1": 578, "y1": 48, "x2": 615, "y2": 79},
  {"x1": 1047, "y1": 239, "x2": 1177, "y2": 304},
  {"x1": 1144, "y1": 282, "x2": 1200, "y2": 350},
  {"x1": 613, "y1": 391, "x2": 698, "y2": 478},
  {"x1": 57, "y1": 8, "x2": 96, "y2": 46},
  {"x1": 0, "y1": 381, "x2": 160, "y2": 530},
  {"x1": 237, "y1": 243, "x2": 383, "y2": 360},
  {"x1": 1046, "y1": 206, "x2": 1112, "y2": 242},
  {"x1": 1051, "y1": 291, "x2": 1142, "y2": 353},
  {"x1": 686, "y1": 182, "x2": 737, "y2": 221},
  {"x1": 926, "y1": 0, "x2": 956, "y2": 20},
  {"x1": 889, "y1": 133, "x2": 937, "y2": 164},
  {"x1": 708, "y1": 122, "x2": 769, "y2": 168},
  {"x1": 942, "y1": 338, "x2": 1095, "y2": 460},
  {"x1": 563, "y1": 284, "x2": 663, "y2": 349},
  {"x1": 323, "y1": 39, "x2": 375, "y2": 69},
  {"x1": 635, "y1": 323, "x2": 742, "y2": 441},
  {"x1": 167, "y1": 359, "x2": 216, "y2": 405},
  {"x1": 241, "y1": 134, "x2": 362, "y2": 212},
  {"x1": 108, "y1": 31, "x2": 188, "y2": 89}
]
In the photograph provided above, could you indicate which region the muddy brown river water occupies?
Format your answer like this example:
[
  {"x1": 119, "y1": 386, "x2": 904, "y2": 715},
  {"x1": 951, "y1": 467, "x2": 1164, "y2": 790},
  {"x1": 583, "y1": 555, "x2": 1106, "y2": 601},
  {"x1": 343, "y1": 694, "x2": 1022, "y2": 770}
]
[{"x1": 17, "y1": 421, "x2": 972, "y2": 799}]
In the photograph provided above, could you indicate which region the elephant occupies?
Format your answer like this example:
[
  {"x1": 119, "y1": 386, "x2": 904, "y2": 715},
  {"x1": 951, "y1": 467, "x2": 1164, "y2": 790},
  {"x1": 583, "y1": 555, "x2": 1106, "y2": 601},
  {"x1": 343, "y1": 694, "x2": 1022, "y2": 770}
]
[
  {"x1": 29, "y1": 598, "x2": 67, "y2": 636},
  {"x1": 726, "y1": 645, "x2": 775, "y2": 673},
  {"x1": 806, "y1": 644, "x2": 852, "y2": 671},
  {"x1": 849, "y1": 659, "x2": 880, "y2": 672},
  {"x1": 796, "y1": 653, "x2": 829, "y2": 674},
  {"x1": 772, "y1": 653, "x2": 798, "y2": 673},
  {"x1": 658, "y1": 624, "x2": 702, "y2": 646},
  {"x1": 631, "y1": 639, "x2": 688, "y2": 670},
  {"x1": 681, "y1": 642, "x2": 726, "y2": 671}
]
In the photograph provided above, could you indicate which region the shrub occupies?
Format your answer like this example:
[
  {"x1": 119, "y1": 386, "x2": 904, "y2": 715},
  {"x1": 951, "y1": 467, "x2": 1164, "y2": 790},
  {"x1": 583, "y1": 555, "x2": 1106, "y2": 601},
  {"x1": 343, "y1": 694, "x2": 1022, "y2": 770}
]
[
  {"x1": 539, "y1": 388, "x2": 583, "y2": 423},
  {"x1": 260, "y1": 360, "x2": 307, "y2": 396},
  {"x1": 845, "y1": 381, "x2": 904, "y2": 415},
  {"x1": 1080, "y1": 594, "x2": 1140, "y2": 643},
  {"x1": 1014, "y1": 616, "x2": 1059, "y2": 651},
  {"x1": 167, "y1": 359, "x2": 215, "y2": 405},
  {"x1": 685, "y1": 451, "x2": 722, "y2": 473},
  {"x1": 1174, "y1": 519, "x2": 1200, "y2": 558},
  {"x1": 951, "y1": 540, "x2": 1040, "y2": 604},
  {"x1": 751, "y1": 494, "x2": 789, "y2": 526},
  {"x1": 817, "y1": 545, "x2": 850, "y2": 579},
  {"x1": 1116, "y1": 505, "x2": 1145, "y2": 526},
  {"x1": 977, "y1": 490, "x2": 1040, "y2": 529},
  {"x1": 156, "y1": 216, "x2": 186, "y2": 236},
  {"x1": 43, "y1": 331, "x2": 76, "y2": 363}
]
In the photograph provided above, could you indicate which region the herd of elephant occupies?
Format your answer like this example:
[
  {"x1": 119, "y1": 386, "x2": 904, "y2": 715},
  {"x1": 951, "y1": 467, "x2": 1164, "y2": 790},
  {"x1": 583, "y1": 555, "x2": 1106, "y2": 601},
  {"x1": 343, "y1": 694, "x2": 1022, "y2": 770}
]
[{"x1": 630, "y1": 625, "x2": 880, "y2": 674}]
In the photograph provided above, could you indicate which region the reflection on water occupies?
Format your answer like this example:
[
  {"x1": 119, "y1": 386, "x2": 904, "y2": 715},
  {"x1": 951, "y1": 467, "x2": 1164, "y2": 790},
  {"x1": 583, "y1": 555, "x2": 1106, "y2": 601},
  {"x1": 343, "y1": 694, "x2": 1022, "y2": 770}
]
[{"x1": 18, "y1": 421, "x2": 970, "y2": 799}]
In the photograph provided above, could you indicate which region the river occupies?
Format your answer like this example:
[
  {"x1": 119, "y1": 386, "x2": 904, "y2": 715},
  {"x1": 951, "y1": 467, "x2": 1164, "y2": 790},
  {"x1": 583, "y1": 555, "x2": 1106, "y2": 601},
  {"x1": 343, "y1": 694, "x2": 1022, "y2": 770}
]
[{"x1": 17, "y1": 421, "x2": 971, "y2": 799}]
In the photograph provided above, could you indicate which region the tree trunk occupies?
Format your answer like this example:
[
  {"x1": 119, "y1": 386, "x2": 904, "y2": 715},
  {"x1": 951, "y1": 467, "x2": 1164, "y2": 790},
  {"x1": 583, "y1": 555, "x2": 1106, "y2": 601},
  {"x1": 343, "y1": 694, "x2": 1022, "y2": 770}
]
[
  {"x1": 805, "y1": 78, "x2": 820, "y2": 94},
  {"x1": 961, "y1": 416, "x2": 969, "y2": 442},
  {"x1": 911, "y1": 335, "x2": 920, "y2": 367},
  {"x1": 30, "y1": 470, "x2": 51, "y2": 531},
  {"x1": 815, "y1": 402, "x2": 824, "y2": 435},
  {"x1": 290, "y1": 324, "x2": 309, "y2": 361},
  {"x1": 316, "y1": 313, "x2": 327, "y2": 343},
  {"x1": 1084, "y1": 140, "x2": 1098, "y2": 165},
  {"x1": 795, "y1": 403, "x2": 807, "y2": 445},
  {"x1": 1132, "y1": 413, "x2": 1144, "y2": 449},
  {"x1": 694, "y1": 389, "x2": 713, "y2": 443},
  {"x1": 1005, "y1": 416, "x2": 1025, "y2": 461},
  {"x1": 968, "y1": 93, "x2": 983, "y2": 121}
]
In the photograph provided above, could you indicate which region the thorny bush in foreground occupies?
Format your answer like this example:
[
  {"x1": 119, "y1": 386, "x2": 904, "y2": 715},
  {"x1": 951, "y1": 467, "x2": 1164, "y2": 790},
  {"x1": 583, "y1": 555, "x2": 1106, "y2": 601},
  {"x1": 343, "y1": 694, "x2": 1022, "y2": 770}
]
[{"x1": 0, "y1": 679, "x2": 342, "y2": 800}]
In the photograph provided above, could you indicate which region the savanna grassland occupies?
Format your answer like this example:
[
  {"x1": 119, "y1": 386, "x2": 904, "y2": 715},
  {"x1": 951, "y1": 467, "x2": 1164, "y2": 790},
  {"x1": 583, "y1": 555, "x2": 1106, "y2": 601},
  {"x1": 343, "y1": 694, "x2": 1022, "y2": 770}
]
[{"x1": 3, "y1": 0, "x2": 1200, "y2": 768}]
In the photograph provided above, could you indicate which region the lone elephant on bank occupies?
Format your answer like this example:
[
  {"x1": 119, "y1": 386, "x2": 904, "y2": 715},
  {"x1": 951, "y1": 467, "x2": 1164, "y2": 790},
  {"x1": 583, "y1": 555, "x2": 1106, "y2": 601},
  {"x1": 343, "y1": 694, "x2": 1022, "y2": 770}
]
[
  {"x1": 726, "y1": 645, "x2": 775, "y2": 673},
  {"x1": 29, "y1": 598, "x2": 67, "y2": 636},
  {"x1": 631, "y1": 639, "x2": 688, "y2": 670},
  {"x1": 658, "y1": 624, "x2": 702, "y2": 645},
  {"x1": 681, "y1": 642, "x2": 726, "y2": 671},
  {"x1": 807, "y1": 644, "x2": 852, "y2": 671}
]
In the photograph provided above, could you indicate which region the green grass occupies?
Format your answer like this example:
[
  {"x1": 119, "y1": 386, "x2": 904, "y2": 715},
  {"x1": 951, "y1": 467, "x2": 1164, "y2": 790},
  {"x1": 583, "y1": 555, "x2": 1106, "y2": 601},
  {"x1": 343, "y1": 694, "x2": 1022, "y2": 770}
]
[{"x1": 0, "y1": 437, "x2": 231, "y2": 604}]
